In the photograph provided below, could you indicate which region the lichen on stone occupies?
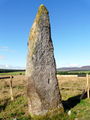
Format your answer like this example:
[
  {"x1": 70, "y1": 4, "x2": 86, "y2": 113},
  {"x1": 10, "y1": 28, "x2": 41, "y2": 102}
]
[
  {"x1": 35, "y1": 4, "x2": 49, "y2": 24},
  {"x1": 38, "y1": 4, "x2": 48, "y2": 15}
]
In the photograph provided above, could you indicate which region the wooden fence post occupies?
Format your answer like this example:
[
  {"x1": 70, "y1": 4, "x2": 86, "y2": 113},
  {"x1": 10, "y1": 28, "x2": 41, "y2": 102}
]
[
  {"x1": 86, "y1": 73, "x2": 89, "y2": 98},
  {"x1": 10, "y1": 75, "x2": 14, "y2": 101}
]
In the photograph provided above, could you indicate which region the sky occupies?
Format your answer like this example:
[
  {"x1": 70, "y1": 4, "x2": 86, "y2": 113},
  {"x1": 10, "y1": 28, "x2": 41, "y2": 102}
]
[{"x1": 0, "y1": 0, "x2": 90, "y2": 69}]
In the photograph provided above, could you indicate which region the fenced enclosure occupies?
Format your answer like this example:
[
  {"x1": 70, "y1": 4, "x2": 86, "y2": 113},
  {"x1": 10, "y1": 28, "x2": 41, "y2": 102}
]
[
  {"x1": 0, "y1": 74, "x2": 89, "y2": 102},
  {"x1": 0, "y1": 75, "x2": 27, "y2": 102},
  {"x1": 0, "y1": 74, "x2": 90, "y2": 119},
  {"x1": 57, "y1": 74, "x2": 90, "y2": 100}
]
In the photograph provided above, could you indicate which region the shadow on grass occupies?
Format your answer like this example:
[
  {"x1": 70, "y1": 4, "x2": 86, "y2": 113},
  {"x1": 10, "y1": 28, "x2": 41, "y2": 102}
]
[
  {"x1": 62, "y1": 91, "x2": 88, "y2": 111},
  {"x1": 0, "y1": 93, "x2": 25, "y2": 113},
  {"x1": 0, "y1": 98, "x2": 9, "y2": 112}
]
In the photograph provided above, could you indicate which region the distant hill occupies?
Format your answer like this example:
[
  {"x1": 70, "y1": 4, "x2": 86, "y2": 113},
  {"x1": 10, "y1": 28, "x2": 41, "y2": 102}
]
[
  {"x1": 57, "y1": 66, "x2": 90, "y2": 71},
  {"x1": 1, "y1": 66, "x2": 90, "y2": 73}
]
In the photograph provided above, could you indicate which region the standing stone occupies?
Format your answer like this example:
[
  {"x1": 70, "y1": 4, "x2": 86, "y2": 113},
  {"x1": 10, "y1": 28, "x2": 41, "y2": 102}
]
[{"x1": 26, "y1": 4, "x2": 63, "y2": 116}]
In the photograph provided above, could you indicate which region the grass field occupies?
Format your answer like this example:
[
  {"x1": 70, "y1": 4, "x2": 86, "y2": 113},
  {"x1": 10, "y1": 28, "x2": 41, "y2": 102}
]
[
  {"x1": 57, "y1": 70, "x2": 90, "y2": 75},
  {"x1": 0, "y1": 70, "x2": 90, "y2": 76},
  {"x1": 0, "y1": 71, "x2": 25, "y2": 75},
  {"x1": 0, "y1": 74, "x2": 90, "y2": 120}
]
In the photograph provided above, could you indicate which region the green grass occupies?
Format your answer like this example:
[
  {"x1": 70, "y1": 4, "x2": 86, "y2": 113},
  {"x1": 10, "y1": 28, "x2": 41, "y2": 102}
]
[
  {"x1": 0, "y1": 96, "x2": 29, "y2": 120},
  {"x1": 70, "y1": 99, "x2": 90, "y2": 120},
  {"x1": 0, "y1": 70, "x2": 90, "y2": 76},
  {"x1": 57, "y1": 70, "x2": 90, "y2": 75},
  {"x1": 0, "y1": 71, "x2": 25, "y2": 75},
  {"x1": 1, "y1": 95, "x2": 90, "y2": 120},
  {"x1": 0, "y1": 96, "x2": 70, "y2": 120}
]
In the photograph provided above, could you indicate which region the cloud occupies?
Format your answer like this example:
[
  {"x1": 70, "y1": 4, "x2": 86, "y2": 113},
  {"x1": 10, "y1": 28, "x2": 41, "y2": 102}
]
[
  {"x1": 0, "y1": 64, "x2": 25, "y2": 69},
  {"x1": 0, "y1": 46, "x2": 16, "y2": 53},
  {"x1": 0, "y1": 55, "x2": 5, "y2": 60},
  {"x1": 66, "y1": 64, "x2": 81, "y2": 67},
  {"x1": 0, "y1": 46, "x2": 9, "y2": 51},
  {"x1": 0, "y1": 46, "x2": 8, "y2": 49},
  {"x1": 60, "y1": 63, "x2": 81, "y2": 68}
]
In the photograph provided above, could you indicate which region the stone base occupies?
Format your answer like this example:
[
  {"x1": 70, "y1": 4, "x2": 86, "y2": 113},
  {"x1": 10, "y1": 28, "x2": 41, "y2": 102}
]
[{"x1": 29, "y1": 106, "x2": 64, "y2": 119}]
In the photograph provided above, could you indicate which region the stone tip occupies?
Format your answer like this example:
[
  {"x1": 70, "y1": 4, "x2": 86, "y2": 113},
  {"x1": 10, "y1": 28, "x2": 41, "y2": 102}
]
[
  {"x1": 38, "y1": 4, "x2": 48, "y2": 15},
  {"x1": 35, "y1": 4, "x2": 49, "y2": 24},
  {"x1": 40, "y1": 4, "x2": 45, "y2": 7}
]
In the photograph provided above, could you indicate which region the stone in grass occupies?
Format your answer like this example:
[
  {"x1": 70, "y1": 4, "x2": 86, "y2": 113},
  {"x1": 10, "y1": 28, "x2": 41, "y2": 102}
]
[{"x1": 26, "y1": 4, "x2": 63, "y2": 116}]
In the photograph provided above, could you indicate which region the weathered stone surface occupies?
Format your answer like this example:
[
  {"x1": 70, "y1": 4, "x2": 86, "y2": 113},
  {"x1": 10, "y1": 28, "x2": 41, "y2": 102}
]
[{"x1": 26, "y1": 4, "x2": 63, "y2": 116}]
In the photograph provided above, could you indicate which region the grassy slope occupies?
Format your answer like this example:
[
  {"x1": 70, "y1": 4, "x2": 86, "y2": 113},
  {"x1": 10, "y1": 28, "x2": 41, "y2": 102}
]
[{"x1": 0, "y1": 75, "x2": 90, "y2": 120}]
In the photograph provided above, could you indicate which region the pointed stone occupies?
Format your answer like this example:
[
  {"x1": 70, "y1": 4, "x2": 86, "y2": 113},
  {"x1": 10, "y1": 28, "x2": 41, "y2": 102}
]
[{"x1": 26, "y1": 4, "x2": 63, "y2": 116}]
